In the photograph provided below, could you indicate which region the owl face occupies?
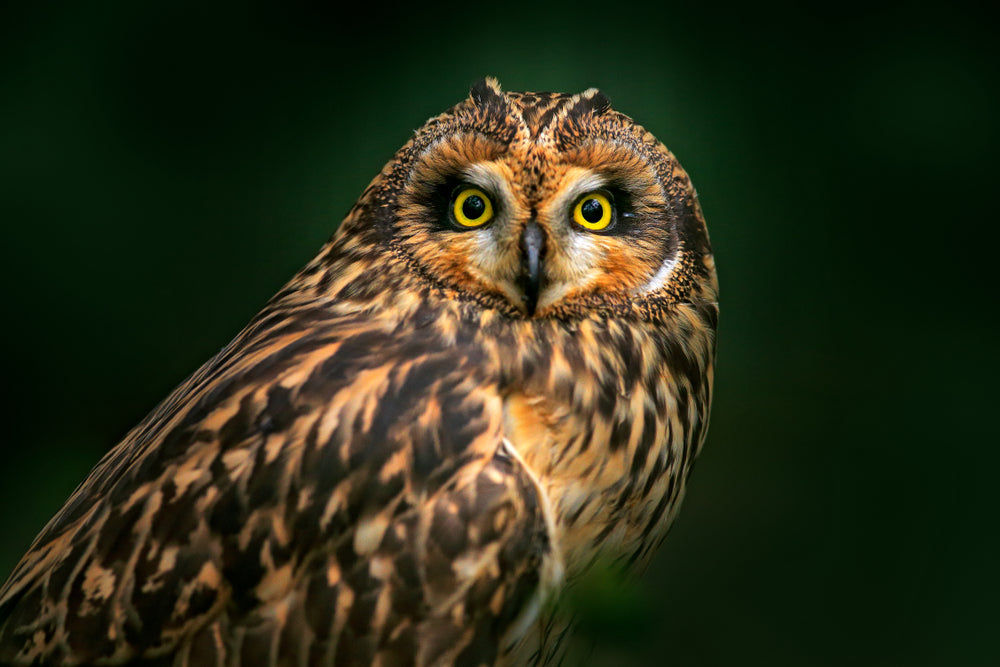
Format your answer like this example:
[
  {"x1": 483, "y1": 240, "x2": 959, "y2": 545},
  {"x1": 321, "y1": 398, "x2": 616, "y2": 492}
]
[{"x1": 347, "y1": 78, "x2": 712, "y2": 319}]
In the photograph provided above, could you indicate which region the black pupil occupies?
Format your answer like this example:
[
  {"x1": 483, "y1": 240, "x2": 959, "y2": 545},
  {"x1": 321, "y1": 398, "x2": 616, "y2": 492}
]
[
  {"x1": 462, "y1": 194, "x2": 486, "y2": 220},
  {"x1": 581, "y1": 198, "x2": 604, "y2": 223}
]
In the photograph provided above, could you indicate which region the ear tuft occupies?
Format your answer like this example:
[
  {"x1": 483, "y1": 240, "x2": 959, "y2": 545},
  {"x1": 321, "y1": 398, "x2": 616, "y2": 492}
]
[
  {"x1": 566, "y1": 88, "x2": 612, "y2": 118},
  {"x1": 469, "y1": 77, "x2": 506, "y2": 108}
]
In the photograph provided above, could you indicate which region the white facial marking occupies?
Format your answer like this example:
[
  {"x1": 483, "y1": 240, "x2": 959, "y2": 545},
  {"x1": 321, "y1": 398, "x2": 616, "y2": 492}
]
[
  {"x1": 635, "y1": 253, "x2": 678, "y2": 295},
  {"x1": 463, "y1": 162, "x2": 513, "y2": 202},
  {"x1": 565, "y1": 172, "x2": 607, "y2": 202}
]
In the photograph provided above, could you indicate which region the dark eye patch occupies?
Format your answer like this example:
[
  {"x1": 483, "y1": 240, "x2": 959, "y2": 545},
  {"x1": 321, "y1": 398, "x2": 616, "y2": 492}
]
[
  {"x1": 412, "y1": 175, "x2": 473, "y2": 228},
  {"x1": 578, "y1": 184, "x2": 638, "y2": 237}
]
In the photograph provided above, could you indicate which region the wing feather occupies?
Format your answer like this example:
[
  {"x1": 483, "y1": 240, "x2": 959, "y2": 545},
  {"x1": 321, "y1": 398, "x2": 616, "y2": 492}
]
[{"x1": 0, "y1": 306, "x2": 557, "y2": 666}]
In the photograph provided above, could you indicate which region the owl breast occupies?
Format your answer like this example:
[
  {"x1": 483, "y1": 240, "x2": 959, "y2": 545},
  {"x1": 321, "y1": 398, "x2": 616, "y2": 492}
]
[{"x1": 463, "y1": 301, "x2": 715, "y2": 585}]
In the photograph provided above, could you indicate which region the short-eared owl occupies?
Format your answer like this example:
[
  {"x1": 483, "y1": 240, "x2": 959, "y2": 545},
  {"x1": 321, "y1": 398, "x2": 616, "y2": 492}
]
[{"x1": 0, "y1": 78, "x2": 718, "y2": 666}]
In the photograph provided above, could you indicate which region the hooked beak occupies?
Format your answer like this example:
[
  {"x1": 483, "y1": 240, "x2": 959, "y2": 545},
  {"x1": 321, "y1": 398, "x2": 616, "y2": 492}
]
[{"x1": 519, "y1": 220, "x2": 546, "y2": 316}]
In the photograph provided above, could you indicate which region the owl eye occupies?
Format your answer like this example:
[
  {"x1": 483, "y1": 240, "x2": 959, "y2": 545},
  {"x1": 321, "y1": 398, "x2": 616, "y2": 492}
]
[
  {"x1": 572, "y1": 192, "x2": 613, "y2": 231},
  {"x1": 452, "y1": 187, "x2": 494, "y2": 228}
]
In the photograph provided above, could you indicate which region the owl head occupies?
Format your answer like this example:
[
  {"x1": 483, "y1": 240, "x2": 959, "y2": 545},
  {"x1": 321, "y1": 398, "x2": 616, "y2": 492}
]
[{"x1": 334, "y1": 77, "x2": 716, "y2": 320}]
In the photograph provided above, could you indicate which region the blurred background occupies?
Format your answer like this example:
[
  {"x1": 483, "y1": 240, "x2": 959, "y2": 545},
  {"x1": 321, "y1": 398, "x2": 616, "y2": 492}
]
[{"x1": 1, "y1": 0, "x2": 997, "y2": 664}]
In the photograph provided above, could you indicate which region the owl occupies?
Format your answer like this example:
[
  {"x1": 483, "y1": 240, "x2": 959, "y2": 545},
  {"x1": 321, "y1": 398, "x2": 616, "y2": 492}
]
[{"x1": 0, "y1": 78, "x2": 718, "y2": 666}]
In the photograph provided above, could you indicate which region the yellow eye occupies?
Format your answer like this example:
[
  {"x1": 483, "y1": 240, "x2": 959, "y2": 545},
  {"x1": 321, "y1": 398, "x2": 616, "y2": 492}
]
[
  {"x1": 573, "y1": 192, "x2": 613, "y2": 231},
  {"x1": 453, "y1": 188, "x2": 494, "y2": 227}
]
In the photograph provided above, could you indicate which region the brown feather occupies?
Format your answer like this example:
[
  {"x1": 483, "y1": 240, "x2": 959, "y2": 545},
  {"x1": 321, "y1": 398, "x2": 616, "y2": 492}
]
[{"x1": 0, "y1": 78, "x2": 717, "y2": 666}]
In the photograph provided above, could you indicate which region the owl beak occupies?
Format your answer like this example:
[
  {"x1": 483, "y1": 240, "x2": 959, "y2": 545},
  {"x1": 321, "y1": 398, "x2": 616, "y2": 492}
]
[{"x1": 519, "y1": 220, "x2": 546, "y2": 316}]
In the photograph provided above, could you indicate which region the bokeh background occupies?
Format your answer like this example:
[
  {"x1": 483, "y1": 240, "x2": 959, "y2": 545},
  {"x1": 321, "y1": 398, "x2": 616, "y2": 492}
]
[{"x1": 1, "y1": 1, "x2": 997, "y2": 664}]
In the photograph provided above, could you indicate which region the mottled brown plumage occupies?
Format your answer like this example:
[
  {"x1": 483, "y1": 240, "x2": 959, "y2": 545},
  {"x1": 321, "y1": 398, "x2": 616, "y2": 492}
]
[{"x1": 0, "y1": 78, "x2": 718, "y2": 666}]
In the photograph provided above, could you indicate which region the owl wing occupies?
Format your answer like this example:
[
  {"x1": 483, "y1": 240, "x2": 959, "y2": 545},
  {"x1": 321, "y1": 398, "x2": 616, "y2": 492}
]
[{"x1": 0, "y1": 308, "x2": 557, "y2": 666}]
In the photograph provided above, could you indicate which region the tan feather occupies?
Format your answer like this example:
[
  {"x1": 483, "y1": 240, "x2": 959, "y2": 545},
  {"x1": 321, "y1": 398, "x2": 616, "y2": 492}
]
[{"x1": 0, "y1": 79, "x2": 717, "y2": 666}]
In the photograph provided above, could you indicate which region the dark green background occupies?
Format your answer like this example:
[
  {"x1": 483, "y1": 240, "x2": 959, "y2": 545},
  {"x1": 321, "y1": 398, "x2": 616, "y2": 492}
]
[{"x1": 2, "y1": 1, "x2": 997, "y2": 664}]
